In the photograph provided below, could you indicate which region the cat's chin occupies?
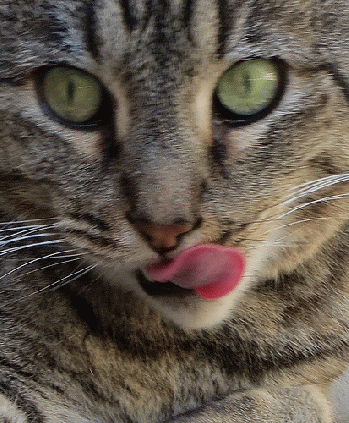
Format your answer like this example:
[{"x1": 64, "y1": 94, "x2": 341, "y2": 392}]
[
  {"x1": 98, "y1": 263, "x2": 246, "y2": 330},
  {"x1": 133, "y1": 269, "x2": 247, "y2": 330},
  {"x1": 142, "y1": 289, "x2": 242, "y2": 330}
]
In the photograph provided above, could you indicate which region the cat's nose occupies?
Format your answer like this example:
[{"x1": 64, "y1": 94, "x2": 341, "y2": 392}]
[{"x1": 132, "y1": 221, "x2": 194, "y2": 252}]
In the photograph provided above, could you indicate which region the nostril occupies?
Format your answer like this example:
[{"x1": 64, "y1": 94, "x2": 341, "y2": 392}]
[{"x1": 132, "y1": 220, "x2": 194, "y2": 251}]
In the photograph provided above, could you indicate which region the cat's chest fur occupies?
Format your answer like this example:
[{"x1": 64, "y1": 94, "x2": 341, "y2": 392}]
[{"x1": 3, "y1": 266, "x2": 242, "y2": 422}]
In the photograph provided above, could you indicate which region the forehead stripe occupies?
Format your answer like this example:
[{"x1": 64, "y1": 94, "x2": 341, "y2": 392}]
[
  {"x1": 85, "y1": 1, "x2": 100, "y2": 60},
  {"x1": 217, "y1": 0, "x2": 231, "y2": 58},
  {"x1": 119, "y1": 0, "x2": 138, "y2": 31}
]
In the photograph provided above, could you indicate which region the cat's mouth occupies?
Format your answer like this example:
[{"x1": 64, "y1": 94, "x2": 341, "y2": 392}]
[
  {"x1": 137, "y1": 244, "x2": 246, "y2": 300},
  {"x1": 136, "y1": 270, "x2": 196, "y2": 297}
]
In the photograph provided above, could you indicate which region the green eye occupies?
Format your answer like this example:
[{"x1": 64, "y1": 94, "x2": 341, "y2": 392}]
[
  {"x1": 40, "y1": 67, "x2": 103, "y2": 125},
  {"x1": 215, "y1": 59, "x2": 282, "y2": 119}
]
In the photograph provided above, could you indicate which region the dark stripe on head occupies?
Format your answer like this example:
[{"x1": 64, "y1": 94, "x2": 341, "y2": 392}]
[
  {"x1": 85, "y1": 1, "x2": 100, "y2": 60},
  {"x1": 329, "y1": 64, "x2": 349, "y2": 103},
  {"x1": 217, "y1": 0, "x2": 230, "y2": 58},
  {"x1": 183, "y1": 0, "x2": 194, "y2": 28},
  {"x1": 120, "y1": 0, "x2": 138, "y2": 31},
  {"x1": 0, "y1": 381, "x2": 45, "y2": 423},
  {"x1": 71, "y1": 213, "x2": 110, "y2": 231},
  {"x1": 143, "y1": 0, "x2": 167, "y2": 30},
  {"x1": 182, "y1": 0, "x2": 196, "y2": 44},
  {"x1": 142, "y1": 0, "x2": 175, "y2": 67}
]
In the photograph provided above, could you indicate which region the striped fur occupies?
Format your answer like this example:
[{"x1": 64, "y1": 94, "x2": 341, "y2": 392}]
[{"x1": 1, "y1": 0, "x2": 349, "y2": 421}]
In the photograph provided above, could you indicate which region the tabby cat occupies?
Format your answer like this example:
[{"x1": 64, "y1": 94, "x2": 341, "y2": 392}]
[{"x1": 1, "y1": 0, "x2": 349, "y2": 421}]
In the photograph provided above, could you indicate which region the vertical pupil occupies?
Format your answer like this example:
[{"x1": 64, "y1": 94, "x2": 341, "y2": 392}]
[
  {"x1": 67, "y1": 79, "x2": 75, "y2": 104},
  {"x1": 243, "y1": 71, "x2": 250, "y2": 97}
]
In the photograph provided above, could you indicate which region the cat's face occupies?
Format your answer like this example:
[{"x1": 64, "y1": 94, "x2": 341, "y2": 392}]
[{"x1": 1, "y1": 0, "x2": 349, "y2": 329}]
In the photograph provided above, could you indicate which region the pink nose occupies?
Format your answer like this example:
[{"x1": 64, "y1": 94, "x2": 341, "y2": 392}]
[{"x1": 133, "y1": 221, "x2": 193, "y2": 251}]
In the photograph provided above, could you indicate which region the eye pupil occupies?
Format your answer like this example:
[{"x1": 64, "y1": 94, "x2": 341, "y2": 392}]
[
  {"x1": 67, "y1": 80, "x2": 75, "y2": 104},
  {"x1": 37, "y1": 66, "x2": 107, "y2": 129},
  {"x1": 215, "y1": 58, "x2": 284, "y2": 124},
  {"x1": 243, "y1": 72, "x2": 251, "y2": 97}
]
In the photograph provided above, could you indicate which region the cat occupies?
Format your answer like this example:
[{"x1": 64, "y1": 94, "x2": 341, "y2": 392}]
[{"x1": 1, "y1": 0, "x2": 349, "y2": 421}]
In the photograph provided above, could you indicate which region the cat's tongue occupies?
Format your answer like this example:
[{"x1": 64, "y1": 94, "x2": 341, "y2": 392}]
[{"x1": 145, "y1": 244, "x2": 245, "y2": 300}]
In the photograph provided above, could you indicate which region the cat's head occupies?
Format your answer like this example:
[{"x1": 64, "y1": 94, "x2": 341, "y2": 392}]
[{"x1": 1, "y1": 0, "x2": 349, "y2": 329}]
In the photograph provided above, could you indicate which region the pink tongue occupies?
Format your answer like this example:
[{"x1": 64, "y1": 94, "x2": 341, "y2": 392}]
[{"x1": 145, "y1": 244, "x2": 245, "y2": 300}]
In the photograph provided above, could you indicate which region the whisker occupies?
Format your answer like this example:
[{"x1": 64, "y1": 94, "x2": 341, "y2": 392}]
[
  {"x1": 280, "y1": 192, "x2": 349, "y2": 219},
  {"x1": 38, "y1": 264, "x2": 97, "y2": 292},
  {"x1": 77, "y1": 274, "x2": 101, "y2": 295},
  {"x1": 0, "y1": 223, "x2": 56, "y2": 232},
  {"x1": 258, "y1": 217, "x2": 327, "y2": 240},
  {"x1": 282, "y1": 173, "x2": 349, "y2": 205},
  {"x1": 4, "y1": 264, "x2": 97, "y2": 306},
  {"x1": 0, "y1": 218, "x2": 58, "y2": 227},
  {"x1": 0, "y1": 249, "x2": 85, "y2": 281},
  {"x1": 0, "y1": 233, "x2": 59, "y2": 247},
  {"x1": 0, "y1": 225, "x2": 58, "y2": 241},
  {"x1": 244, "y1": 239, "x2": 304, "y2": 249},
  {"x1": 15, "y1": 257, "x2": 84, "y2": 281},
  {"x1": 0, "y1": 240, "x2": 65, "y2": 256},
  {"x1": 242, "y1": 215, "x2": 335, "y2": 250},
  {"x1": 0, "y1": 225, "x2": 47, "y2": 236},
  {"x1": 46, "y1": 252, "x2": 88, "y2": 259},
  {"x1": 4, "y1": 250, "x2": 85, "y2": 262}
]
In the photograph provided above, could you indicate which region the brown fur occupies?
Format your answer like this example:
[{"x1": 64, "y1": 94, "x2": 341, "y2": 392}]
[{"x1": 1, "y1": 0, "x2": 349, "y2": 421}]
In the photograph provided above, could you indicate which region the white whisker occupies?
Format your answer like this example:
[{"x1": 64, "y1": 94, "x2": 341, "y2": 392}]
[
  {"x1": 0, "y1": 249, "x2": 84, "y2": 281},
  {"x1": 40, "y1": 264, "x2": 97, "y2": 292},
  {"x1": 280, "y1": 192, "x2": 349, "y2": 219},
  {"x1": 245, "y1": 239, "x2": 304, "y2": 250},
  {"x1": 0, "y1": 218, "x2": 57, "y2": 227},
  {"x1": 16, "y1": 257, "x2": 84, "y2": 280},
  {"x1": 0, "y1": 232, "x2": 59, "y2": 247},
  {"x1": 0, "y1": 240, "x2": 65, "y2": 256},
  {"x1": 283, "y1": 173, "x2": 349, "y2": 205},
  {"x1": 0, "y1": 225, "x2": 46, "y2": 236},
  {"x1": 4, "y1": 264, "x2": 97, "y2": 306},
  {"x1": 77, "y1": 274, "x2": 101, "y2": 295},
  {"x1": 258, "y1": 217, "x2": 325, "y2": 240},
  {"x1": 46, "y1": 252, "x2": 87, "y2": 260},
  {"x1": 0, "y1": 223, "x2": 56, "y2": 233}
]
